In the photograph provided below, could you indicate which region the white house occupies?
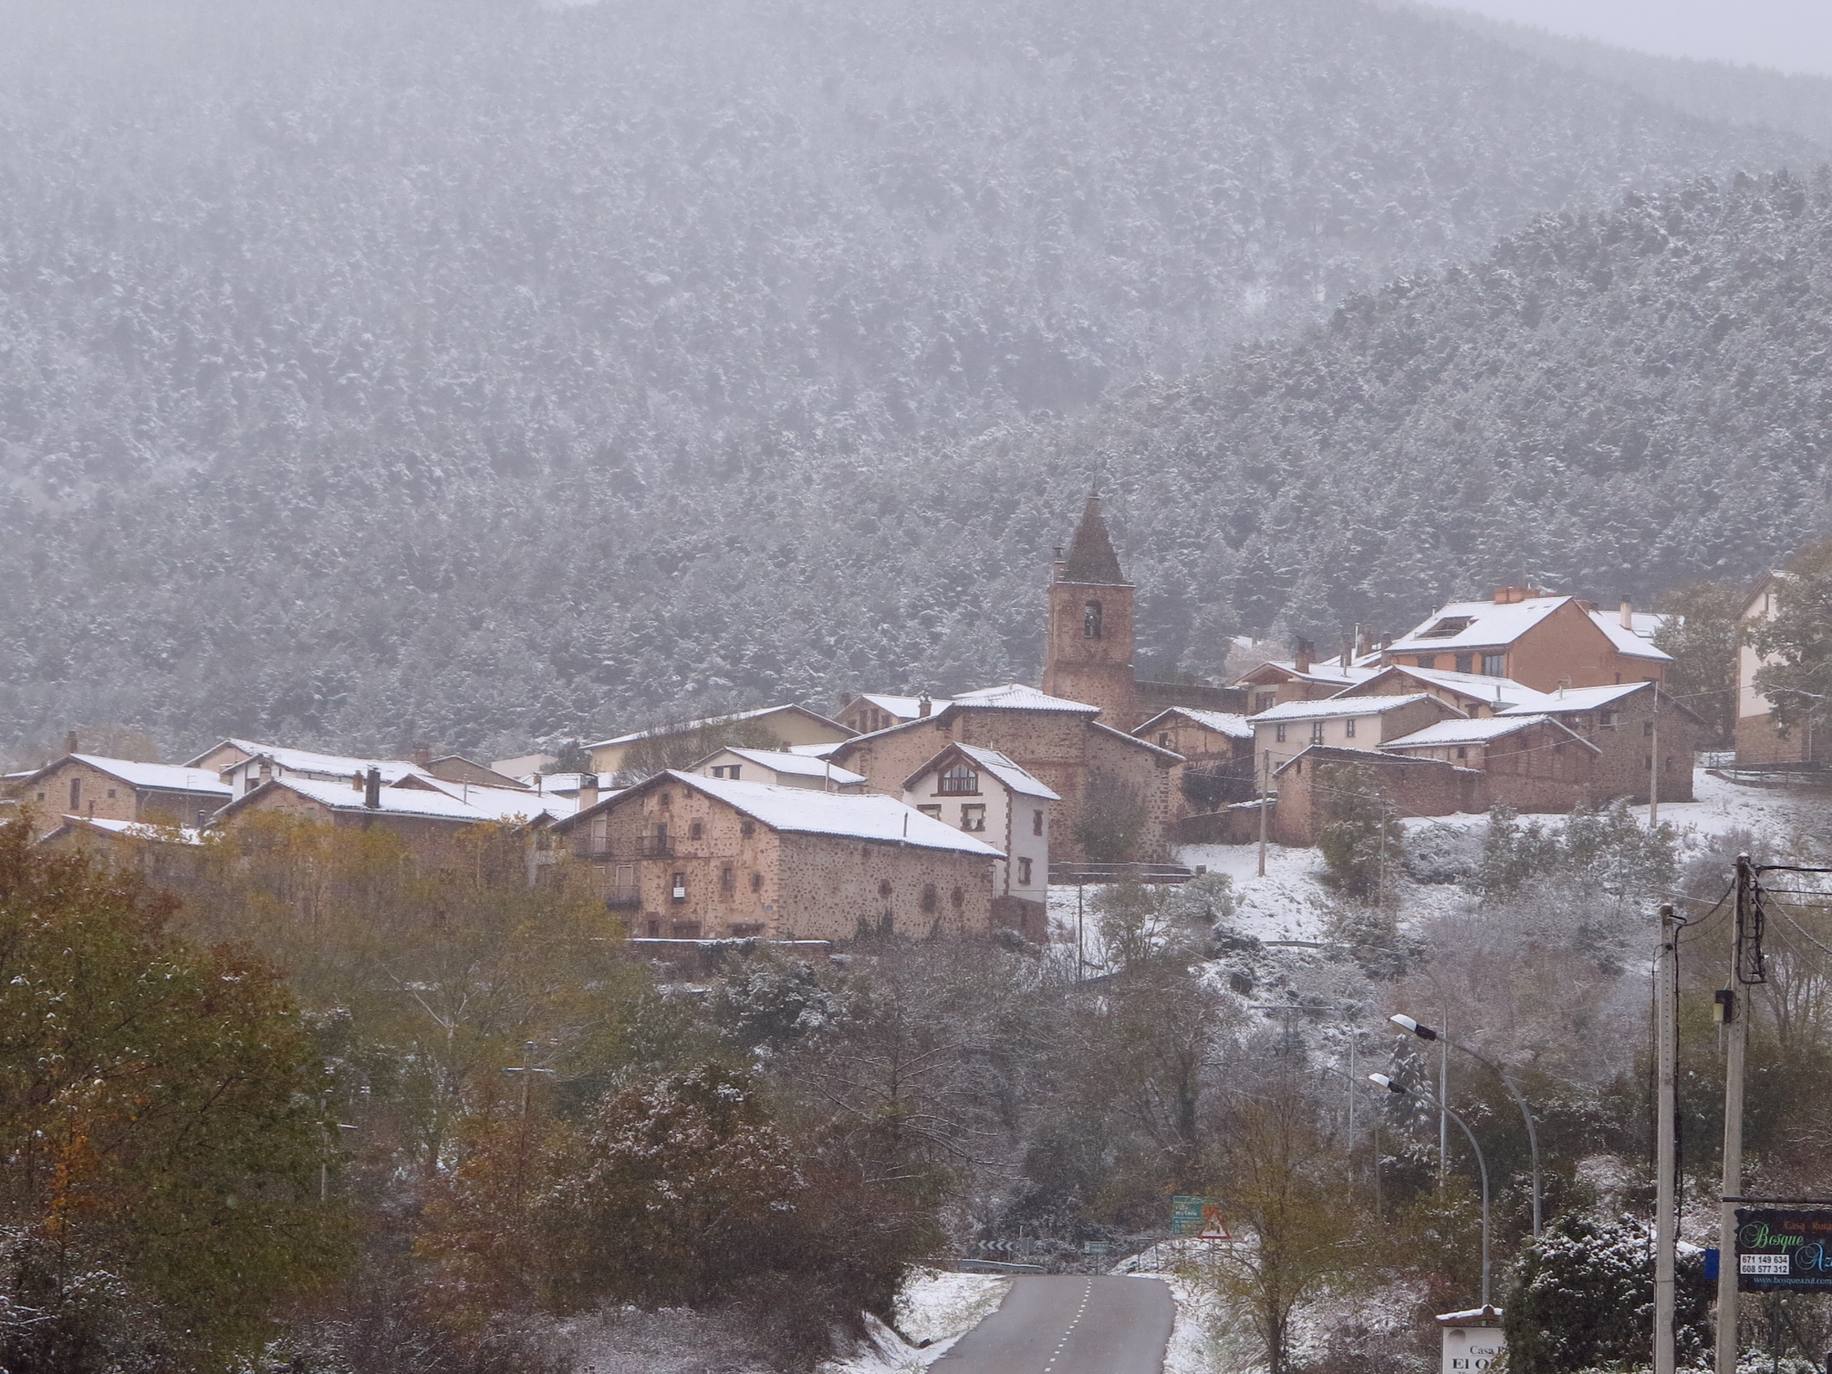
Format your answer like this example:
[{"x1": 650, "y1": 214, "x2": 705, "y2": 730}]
[
  {"x1": 1247, "y1": 693, "x2": 1464, "y2": 775},
  {"x1": 692, "y1": 746, "x2": 867, "y2": 792},
  {"x1": 901, "y1": 742, "x2": 1057, "y2": 908}
]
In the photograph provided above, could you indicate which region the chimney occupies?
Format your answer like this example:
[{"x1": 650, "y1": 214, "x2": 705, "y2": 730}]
[
  {"x1": 918, "y1": 691, "x2": 933, "y2": 719},
  {"x1": 351, "y1": 769, "x2": 364, "y2": 792},
  {"x1": 1620, "y1": 599, "x2": 1633, "y2": 631},
  {"x1": 1492, "y1": 586, "x2": 1516, "y2": 606},
  {"x1": 413, "y1": 743, "x2": 432, "y2": 769},
  {"x1": 1294, "y1": 639, "x2": 1313, "y2": 674},
  {"x1": 64, "y1": 729, "x2": 79, "y2": 755},
  {"x1": 363, "y1": 766, "x2": 382, "y2": 810},
  {"x1": 576, "y1": 771, "x2": 600, "y2": 813}
]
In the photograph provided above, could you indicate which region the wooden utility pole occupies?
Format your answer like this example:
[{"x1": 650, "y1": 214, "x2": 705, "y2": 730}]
[
  {"x1": 1715, "y1": 857, "x2": 1754, "y2": 1374},
  {"x1": 1257, "y1": 751, "x2": 1270, "y2": 877},
  {"x1": 1655, "y1": 903, "x2": 1679, "y2": 1374}
]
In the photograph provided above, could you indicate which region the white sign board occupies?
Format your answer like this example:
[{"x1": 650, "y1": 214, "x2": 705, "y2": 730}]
[{"x1": 1442, "y1": 1325, "x2": 1505, "y2": 1374}]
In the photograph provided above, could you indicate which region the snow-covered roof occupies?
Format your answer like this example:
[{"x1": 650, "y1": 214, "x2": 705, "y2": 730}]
[
  {"x1": 202, "y1": 738, "x2": 422, "y2": 783},
  {"x1": 1587, "y1": 611, "x2": 1674, "y2": 662},
  {"x1": 1388, "y1": 596, "x2": 1573, "y2": 653},
  {"x1": 949, "y1": 683, "x2": 1102, "y2": 714},
  {"x1": 1497, "y1": 682, "x2": 1649, "y2": 715},
  {"x1": 59, "y1": 814, "x2": 205, "y2": 844},
  {"x1": 905, "y1": 744, "x2": 1059, "y2": 801},
  {"x1": 1383, "y1": 714, "x2": 1599, "y2": 753},
  {"x1": 407, "y1": 777, "x2": 578, "y2": 822},
  {"x1": 60, "y1": 754, "x2": 234, "y2": 797},
  {"x1": 787, "y1": 741, "x2": 848, "y2": 759},
  {"x1": 659, "y1": 771, "x2": 1002, "y2": 857},
  {"x1": 1237, "y1": 659, "x2": 1378, "y2": 688},
  {"x1": 519, "y1": 771, "x2": 596, "y2": 792},
  {"x1": 1272, "y1": 744, "x2": 1486, "y2": 779},
  {"x1": 1344, "y1": 664, "x2": 1554, "y2": 711},
  {"x1": 587, "y1": 704, "x2": 850, "y2": 751},
  {"x1": 700, "y1": 746, "x2": 867, "y2": 787},
  {"x1": 852, "y1": 693, "x2": 953, "y2": 720},
  {"x1": 1134, "y1": 707, "x2": 1256, "y2": 741},
  {"x1": 1249, "y1": 693, "x2": 1445, "y2": 724}
]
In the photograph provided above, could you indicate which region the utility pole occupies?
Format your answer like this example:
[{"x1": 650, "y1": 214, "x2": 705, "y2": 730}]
[
  {"x1": 1716, "y1": 856, "x2": 1755, "y2": 1374},
  {"x1": 1649, "y1": 681, "x2": 1662, "y2": 826},
  {"x1": 1257, "y1": 751, "x2": 1270, "y2": 877},
  {"x1": 1655, "y1": 903, "x2": 1679, "y2": 1374},
  {"x1": 1439, "y1": 1006, "x2": 1450, "y2": 1192}
]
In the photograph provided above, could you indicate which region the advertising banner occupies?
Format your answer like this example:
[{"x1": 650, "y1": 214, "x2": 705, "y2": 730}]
[{"x1": 1734, "y1": 1208, "x2": 1832, "y2": 1293}]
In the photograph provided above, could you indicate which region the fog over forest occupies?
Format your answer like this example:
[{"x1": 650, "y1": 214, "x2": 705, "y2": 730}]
[{"x1": 3, "y1": 0, "x2": 1829, "y2": 758}]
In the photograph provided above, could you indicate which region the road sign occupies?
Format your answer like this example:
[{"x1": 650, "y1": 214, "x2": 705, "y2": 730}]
[
  {"x1": 1082, "y1": 1241, "x2": 1111, "y2": 1256},
  {"x1": 1198, "y1": 1202, "x2": 1233, "y2": 1243},
  {"x1": 1734, "y1": 1208, "x2": 1832, "y2": 1292},
  {"x1": 1171, "y1": 1194, "x2": 1207, "y2": 1237}
]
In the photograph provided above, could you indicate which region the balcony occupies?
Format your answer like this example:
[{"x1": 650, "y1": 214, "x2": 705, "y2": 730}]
[
  {"x1": 604, "y1": 885, "x2": 642, "y2": 910},
  {"x1": 637, "y1": 835, "x2": 674, "y2": 858}
]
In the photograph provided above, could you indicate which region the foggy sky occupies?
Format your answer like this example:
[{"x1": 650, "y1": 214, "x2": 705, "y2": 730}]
[{"x1": 1428, "y1": 0, "x2": 1832, "y2": 77}]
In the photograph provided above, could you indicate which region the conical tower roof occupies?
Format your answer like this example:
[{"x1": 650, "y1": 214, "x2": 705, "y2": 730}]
[{"x1": 1059, "y1": 492, "x2": 1127, "y2": 584}]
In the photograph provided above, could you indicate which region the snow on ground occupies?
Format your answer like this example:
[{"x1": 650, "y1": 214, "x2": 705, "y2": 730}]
[
  {"x1": 1177, "y1": 840, "x2": 1338, "y2": 943},
  {"x1": 819, "y1": 1269, "x2": 1010, "y2": 1374}
]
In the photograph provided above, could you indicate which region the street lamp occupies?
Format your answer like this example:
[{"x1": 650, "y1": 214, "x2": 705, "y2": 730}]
[
  {"x1": 1372, "y1": 1072, "x2": 1494, "y2": 1311},
  {"x1": 1392, "y1": 1012, "x2": 1543, "y2": 1238}
]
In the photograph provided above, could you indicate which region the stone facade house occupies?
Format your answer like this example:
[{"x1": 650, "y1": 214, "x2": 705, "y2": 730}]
[
  {"x1": 1498, "y1": 683, "x2": 1700, "y2": 804},
  {"x1": 553, "y1": 770, "x2": 1001, "y2": 942},
  {"x1": 1133, "y1": 707, "x2": 1256, "y2": 812},
  {"x1": 36, "y1": 814, "x2": 207, "y2": 884},
  {"x1": 17, "y1": 754, "x2": 233, "y2": 837},
  {"x1": 834, "y1": 694, "x2": 952, "y2": 736},
  {"x1": 1384, "y1": 589, "x2": 1669, "y2": 692},
  {"x1": 1269, "y1": 746, "x2": 1486, "y2": 847},
  {"x1": 1248, "y1": 694, "x2": 1463, "y2": 782},
  {"x1": 828, "y1": 684, "x2": 1183, "y2": 863},
  {"x1": 902, "y1": 742, "x2": 1055, "y2": 930},
  {"x1": 693, "y1": 746, "x2": 866, "y2": 792},
  {"x1": 1332, "y1": 663, "x2": 1553, "y2": 718},
  {"x1": 1381, "y1": 715, "x2": 1599, "y2": 812},
  {"x1": 1234, "y1": 652, "x2": 1377, "y2": 716}
]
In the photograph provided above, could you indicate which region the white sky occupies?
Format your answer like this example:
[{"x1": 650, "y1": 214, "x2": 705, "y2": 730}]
[{"x1": 1427, "y1": 0, "x2": 1832, "y2": 77}]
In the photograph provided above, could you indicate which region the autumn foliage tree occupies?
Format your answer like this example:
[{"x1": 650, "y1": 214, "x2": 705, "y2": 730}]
[{"x1": 0, "y1": 817, "x2": 342, "y2": 1372}]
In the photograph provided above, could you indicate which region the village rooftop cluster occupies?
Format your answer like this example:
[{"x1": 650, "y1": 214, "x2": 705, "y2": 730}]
[{"x1": 2, "y1": 496, "x2": 1806, "y2": 945}]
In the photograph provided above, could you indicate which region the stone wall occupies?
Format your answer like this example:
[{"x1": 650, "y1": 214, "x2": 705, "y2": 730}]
[{"x1": 1268, "y1": 749, "x2": 1485, "y2": 846}]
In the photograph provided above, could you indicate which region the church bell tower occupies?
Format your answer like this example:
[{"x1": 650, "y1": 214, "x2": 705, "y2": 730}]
[{"x1": 1042, "y1": 491, "x2": 1137, "y2": 725}]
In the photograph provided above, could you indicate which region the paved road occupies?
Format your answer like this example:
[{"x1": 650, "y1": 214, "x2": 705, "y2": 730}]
[{"x1": 932, "y1": 1274, "x2": 1174, "y2": 1374}]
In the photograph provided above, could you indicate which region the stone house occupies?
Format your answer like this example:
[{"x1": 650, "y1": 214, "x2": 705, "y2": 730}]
[
  {"x1": 1133, "y1": 707, "x2": 1256, "y2": 811},
  {"x1": 1734, "y1": 571, "x2": 1830, "y2": 766},
  {"x1": 186, "y1": 738, "x2": 425, "y2": 799},
  {"x1": 693, "y1": 746, "x2": 867, "y2": 792},
  {"x1": 1234, "y1": 650, "x2": 1378, "y2": 716},
  {"x1": 587, "y1": 704, "x2": 855, "y2": 777},
  {"x1": 1381, "y1": 715, "x2": 1599, "y2": 812},
  {"x1": 552, "y1": 770, "x2": 1002, "y2": 942},
  {"x1": 1248, "y1": 694, "x2": 1463, "y2": 782},
  {"x1": 1498, "y1": 683, "x2": 1701, "y2": 804},
  {"x1": 834, "y1": 693, "x2": 952, "y2": 736},
  {"x1": 827, "y1": 684, "x2": 1183, "y2": 863},
  {"x1": 16, "y1": 754, "x2": 233, "y2": 837},
  {"x1": 901, "y1": 742, "x2": 1056, "y2": 926},
  {"x1": 1268, "y1": 746, "x2": 1486, "y2": 847},
  {"x1": 36, "y1": 814, "x2": 208, "y2": 883},
  {"x1": 1384, "y1": 589, "x2": 1669, "y2": 692},
  {"x1": 1332, "y1": 663, "x2": 1552, "y2": 718}
]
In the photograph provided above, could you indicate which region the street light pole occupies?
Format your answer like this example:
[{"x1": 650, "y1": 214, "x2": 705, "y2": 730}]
[
  {"x1": 1392, "y1": 1012, "x2": 1543, "y2": 1238},
  {"x1": 1374, "y1": 1072, "x2": 1493, "y2": 1310}
]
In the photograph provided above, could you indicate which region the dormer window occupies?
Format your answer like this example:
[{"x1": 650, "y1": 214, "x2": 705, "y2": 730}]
[
  {"x1": 1418, "y1": 616, "x2": 1475, "y2": 640},
  {"x1": 938, "y1": 762, "x2": 979, "y2": 796}
]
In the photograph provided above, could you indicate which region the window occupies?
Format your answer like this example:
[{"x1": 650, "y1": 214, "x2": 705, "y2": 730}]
[
  {"x1": 951, "y1": 886, "x2": 964, "y2": 908},
  {"x1": 671, "y1": 872, "x2": 687, "y2": 901},
  {"x1": 69, "y1": 777, "x2": 81, "y2": 809},
  {"x1": 1455, "y1": 654, "x2": 1473, "y2": 674},
  {"x1": 1416, "y1": 655, "x2": 1438, "y2": 670},
  {"x1": 1643, "y1": 721, "x2": 1655, "y2": 738},
  {"x1": 1275, "y1": 724, "x2": 1287, "y2": 744},
  {"x1": 960, "y1": 804, "x2": 987, "y2": 833},
  {"x1": 106, "y1": 787, "x2": 117, "y2": 799},
  {"x1": 1254, "y1": 691, "x2": 1276, "y2": 713},
  {"x1": 1032, "y1": 809, "x2": 1044, "y2": 837},
  {"x1": 1482, "y1": 653, "x2": 1506, "y2": 677},
  {"x1": 920, "y1": 883, "x2": 938, "y2": 913},
  {"x1": 1418, "y1": 616, "x2": 1474, "y2": 640},
  {"x1": 727, "y1": 765, "x2": 740, "y2": 780},
  {"x1": 658, "y1": 790, "x2": 671, "y2": 808},
  {"x1": 1083, "y1": 600, "x2": 1103, "y2": 640},
  {"x1": 1310, "y1": 723, "x2": 1325, "y2": 745},
  {"x1": 1344, "y1": 717, "x2": 1356, "y2": 739},
  {"x1": 689, "y1": 819, "x2": 704, "y2": 839},
  {"x1": 938, "y1": 762, "x2": 979, "y2": 795},
  {"x1": 879, "y1": 878, "x2": 893, "y2": 898},
  {"x1": 1018, "y1": 857, "x2": 1033, "y2": 886},
  {"x1": 719, "y1": 864, "x2": 735, "y2": 895},
  {"x1": 1599, "y1": 710, "x2": 1617, "y2": 730},
  {"x1": 750, "y1": 872, "x2": 763, "y2": 892},
  {"x1": 1456, "y1": 746, "x2": 1468, "y2": 761},
  {"x1": 646, "y1": 919, "x2": 661, "y2": 937},
  {"x1": 740, "y1": 819, "x2": 755, "y2": 838},
  {"x1": 918, "y1": 804, "x2": 942, "y2": 819},
  {"x1": 35, "y1": 790, "x2": 44, "y2": 802},
  {"x1": 1159, "y1": 732, "x2": 1172, "y2": 748}
]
